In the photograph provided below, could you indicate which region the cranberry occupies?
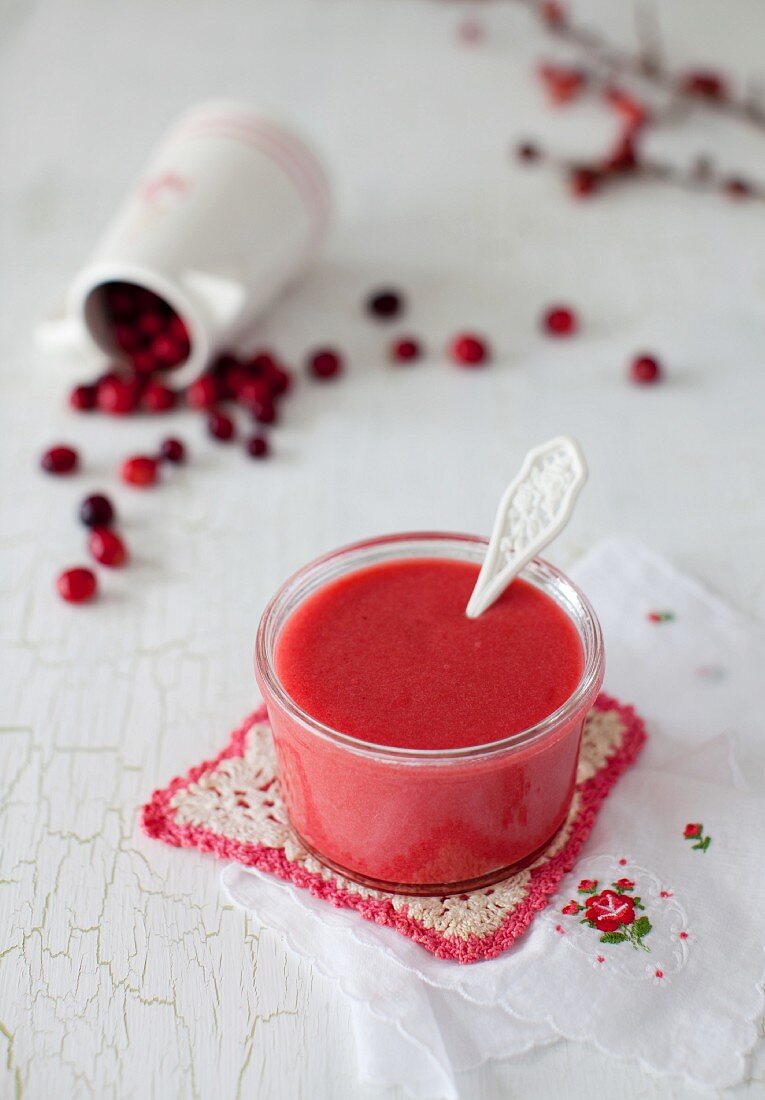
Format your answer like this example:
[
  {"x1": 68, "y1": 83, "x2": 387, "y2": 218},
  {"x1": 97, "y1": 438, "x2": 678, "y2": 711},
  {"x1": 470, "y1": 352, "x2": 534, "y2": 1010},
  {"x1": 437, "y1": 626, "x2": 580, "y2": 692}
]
[
  {"x1": 266, "y1": 365, "x2": 293, "y2": 396},
  {"x1": 142, "y1": 381, "x2": 177, "y2": 413},
  {"x1": 186, "y1": 374, "x2": 220, "y2": 409},
  {"x1": 105, "y1": 284, "x2": 136, "y2": 320},
  {"x1": 114, "y1": 323, "x2": 141, "y2": 354},
  {"x1": 88, "y1": 528, "x2": 128, "y2": 567},
  {"x1": 538, "y1": 63, "x2": 586, "y2": 105},
  {"x1": 568, "y1": 166, "x2": 601, "y2": 197},
  {"x1": 681, "y1": 70, "x2": 727, "y2": 100},
  {"x1": 79, "y1": 494, "x2": 115, "y2": 528},
  {"x1": 246, "y1": 434, "x2": 269, "y2": 459},
  {"x1": 167, "y1": 314, "x2": 190, "y2": 346},
  {"x1": 57, "y1": 567, "x2": 97, "y2": 604},
  {"x1": 120, "y1": 455, "x2": 159, "y2": 487},
  {"x1": 605, "y1": 87, "x2": 649, "y2": 128},
  {"x1": 41, "y1": 445, "x2": 79, "y2": 475},
  {"x1": 515, "y1": 141, "x2": 540, "y2": 162},
  {"x1": 449, "y1": 334, "x2": 489, "y2": 366},
  {"x1": 137, "y1": 311, "x2": 164, "y2": 339},
  {"x1": 69, "y1": 384, "x2": 98, "y2": 412},
  {"x1": 366, "y1": 288, "x2": 403, "y2": 320},
  {"x1": 151, "y1": 334, "x2": 186, "y2": 368},
  {"x1": 159, "y1": 437, "x2": 186, "y2": 464},
  {"x1": 250, "y1": 398, "x2": 277, "y2": 425},
  {"x1": 630, "y1": 354, "x2": 662, "y2": 384},
  {"x1": 540, "y1": 1, "x2": 566, "y2": 27},
  {"x1": 237, "y1": 377, "x2": 272, "y2": 407},
  {"x1": 130, "y1": 350, "x2": 158, "y2": 376},
  {"x1": 207, "y1": 410, "x2": 236, "y2": 441},
  {"x1": 390, "y1": 337, "x2": 421, "y2": 363},
  {"x1": 308, "y1": 349, "x2": 343, "y2": 379},
  {"x1": 97, "y1": 374, "x2": 140, "y2": 415},
  {"x1": 542, "y1": 305, "x2": 578, "y2": 337},
  {"x1": 725, "y1": 177, "x2": 751, "y2": 199},
  {"x1": 249, "y1": 351, "x2": 278, "y2": 374},
  {"x1": 605, "y1": 133, "x2": 639, "y2": 174}
]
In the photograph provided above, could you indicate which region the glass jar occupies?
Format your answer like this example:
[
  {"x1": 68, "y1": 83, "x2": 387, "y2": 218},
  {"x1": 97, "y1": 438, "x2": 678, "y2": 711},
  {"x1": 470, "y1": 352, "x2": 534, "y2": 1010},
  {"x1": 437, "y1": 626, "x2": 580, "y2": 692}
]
[{"x1": 255, "y1": 532, "x2": 604, "y2": 895}]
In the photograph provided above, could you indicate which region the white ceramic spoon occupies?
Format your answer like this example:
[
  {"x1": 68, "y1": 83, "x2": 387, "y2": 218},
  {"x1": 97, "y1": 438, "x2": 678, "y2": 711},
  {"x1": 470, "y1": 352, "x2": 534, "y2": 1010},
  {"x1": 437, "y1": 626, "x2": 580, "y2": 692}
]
[{"x1": 466, "y1": 436, "x2": 588, "y2": 619}]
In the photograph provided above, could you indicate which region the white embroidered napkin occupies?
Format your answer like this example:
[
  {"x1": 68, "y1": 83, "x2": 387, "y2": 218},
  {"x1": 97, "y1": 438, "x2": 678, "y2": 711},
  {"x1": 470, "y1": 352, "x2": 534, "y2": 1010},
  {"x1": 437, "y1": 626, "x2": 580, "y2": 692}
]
[{"x1": 223, "y1": 537, "x2": 765, "y2": 1097}]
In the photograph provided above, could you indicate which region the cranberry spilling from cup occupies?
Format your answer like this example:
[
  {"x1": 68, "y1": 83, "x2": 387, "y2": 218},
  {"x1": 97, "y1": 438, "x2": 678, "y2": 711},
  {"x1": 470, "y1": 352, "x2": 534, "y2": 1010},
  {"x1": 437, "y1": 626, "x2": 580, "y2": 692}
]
[{"x1": 98, "y1": 281, "x2": 191, "y2": 374}]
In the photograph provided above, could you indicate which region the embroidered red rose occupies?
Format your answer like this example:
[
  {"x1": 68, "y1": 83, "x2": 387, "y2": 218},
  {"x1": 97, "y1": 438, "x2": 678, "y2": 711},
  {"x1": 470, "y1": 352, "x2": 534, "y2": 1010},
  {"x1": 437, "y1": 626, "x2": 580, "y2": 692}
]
[
  {"x1": 578, "y1": 878, "x2": 597, "y2": 893},
  {"x1": 585, "y1": 889, "x2": 636, "y2": 933},
  {"x1": 684, "y1": 823, "x2": 702, "y2": 838},
  {"x1": 561, "y1": 901, "x2": 580, "y2": 915},
  {"x1": 613, "y1": 877, "x2": 635, "y2": 891}
]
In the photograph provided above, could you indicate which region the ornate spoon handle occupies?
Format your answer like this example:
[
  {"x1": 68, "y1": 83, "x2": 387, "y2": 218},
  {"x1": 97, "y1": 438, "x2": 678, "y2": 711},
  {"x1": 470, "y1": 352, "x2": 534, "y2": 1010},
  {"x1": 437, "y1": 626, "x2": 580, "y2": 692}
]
[{"x1": 466, "y1": 436, "x2": 588, "y2": 619}]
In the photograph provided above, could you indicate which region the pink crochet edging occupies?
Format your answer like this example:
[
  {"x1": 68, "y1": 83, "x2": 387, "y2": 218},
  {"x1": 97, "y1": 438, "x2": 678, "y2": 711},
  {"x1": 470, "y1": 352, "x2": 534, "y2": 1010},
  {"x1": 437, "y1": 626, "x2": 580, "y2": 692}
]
[{"x1": 141, "y1": 693, "x2": 646, "y2": 964}]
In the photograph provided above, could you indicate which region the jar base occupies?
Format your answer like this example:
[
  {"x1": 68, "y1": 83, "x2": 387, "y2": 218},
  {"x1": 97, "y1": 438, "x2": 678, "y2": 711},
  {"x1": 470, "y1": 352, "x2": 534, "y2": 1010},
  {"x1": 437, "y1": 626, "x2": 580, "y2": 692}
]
[{"x1": 293, "y1": 822, "x2": 566, "y2": 897}]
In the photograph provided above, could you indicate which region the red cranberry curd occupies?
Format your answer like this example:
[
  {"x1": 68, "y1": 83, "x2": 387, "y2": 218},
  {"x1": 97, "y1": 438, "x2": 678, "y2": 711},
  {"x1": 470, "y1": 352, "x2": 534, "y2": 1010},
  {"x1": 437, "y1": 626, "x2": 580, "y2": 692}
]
[
  {"x1": 275, "y1": 559, "x2": 583, "y2": 751},
  {"x1": 255, "y1": 534, "x2": 604, "y2": 894}
]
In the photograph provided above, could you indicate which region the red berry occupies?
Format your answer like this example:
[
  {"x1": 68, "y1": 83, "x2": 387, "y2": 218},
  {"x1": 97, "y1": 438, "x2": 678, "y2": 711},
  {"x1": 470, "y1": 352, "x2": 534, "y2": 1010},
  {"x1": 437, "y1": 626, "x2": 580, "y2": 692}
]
[
  {"x1": 105, "y1": 284, "x2": 136, "y2": 320},
  {"x1": 41, "y1": 445, "x2": 79, "y2": 475},
  {"x1": 542, "y1": 306, "x2": 578, "y2": 337},
  {"x1": 249, "y1": 351, "x2": 278, "y2": 374},
  {"x1": 167, "y1": 314, "x2": 190, "y2": 344},
  {"x1": 450, "y1": 334, "x2": 489, "y2": 366},
  {"x1": 568, "y1": 166, "x2": 601, "y2": 197},
  {"x1": 605, "y1": 133, "x2": 639, "y2": 174},
  {"x1": 69, "y1": 384, "x2": 98, "y2": 412},
  {"x1": 79, "y1": 494, "x2": 114, "y2": 528},
  {"x1": 604, "y1": 87, "x2": 649, "y2": 128},
  {"x1": 88, "y1": 528, "x2": 128, "y2": 567},
  {"x1": 540, "y1": 1, "x2": 566, "y2": 27},
  {"x1": 141, "y1": 381, "x2": 177, "y2": 413},
  {"x1": 366, "y1": 288, "x2": 403, "y2": 320},
  {"x1": 390, "y1": 337, "x2": 421, "y2": 363},
  {"x1": 130, "y1": 350, "x2": 158, "y2": 376},
  {"x1": 725, "y1": 177, "x2": 751, "y2": 199},
  {"x1": 250, "y1": 398, "x2": 277, "y2": 425},
  {"x1": 151, "y1": 334, "x2": 185, "y2": 368},
  {"x1": 266, "y1": 365, "x2": 293, "y2": 396},
  {"x1": 207, "y1": 410, "x2": 236, "y2": 441},
  {"x1": 538, "y1": 63, "x2": 586, "y2": 105},
  {"x1": 97, "y1": 374, "x2": 140, "y2": 415},
  {"x1": 113, "y1": 323, "x2": 141, "y2": 354},
  {"x1": 308, "y1": 349, "x2": 343, "y2": 379},
  {"x1": 137, "y1": 311, "x2": 163, "y2": 339},
  {"x1": 57, "y1": 567, "x2": 97, "y2": 604},
  {"x1": 186, "y1": 374, "x2": 220, "y2": 409},
  {"x1": 237, "y1": 377, "x2": 272, "y2": 407},
  {"x1": 515, "y1": 141, "x2": 540, "y2": 162},
  {"x1": 630, "y1": 354, "x2": 662, "y2": 384},
  {"x1": 120, "y1": 455, "x2": 159, "y2": 487},
  {"x1": 159, "y1": 437, "x2": 186, "y2": 464},
  {"x1": 681, "y1": 70, "x2": 727, "y2": 100},
  {"x1": 246, "y1": 434, "x2": 269, "y2": 459}
]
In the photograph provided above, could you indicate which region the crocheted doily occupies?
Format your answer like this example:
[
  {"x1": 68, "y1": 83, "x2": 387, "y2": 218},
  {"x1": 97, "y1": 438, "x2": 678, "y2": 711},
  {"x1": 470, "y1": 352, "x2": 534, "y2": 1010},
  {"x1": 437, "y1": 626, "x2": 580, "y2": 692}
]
[{"x1": 142, "y1": 693, "x2": 646, "y2": 963}]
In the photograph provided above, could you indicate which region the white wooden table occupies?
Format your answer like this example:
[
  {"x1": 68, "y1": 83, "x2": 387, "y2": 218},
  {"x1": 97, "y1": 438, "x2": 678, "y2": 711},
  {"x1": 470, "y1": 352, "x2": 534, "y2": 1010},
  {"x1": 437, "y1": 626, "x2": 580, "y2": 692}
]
[{"x1": 1, "y1": 1, "x2": 764, "y2": 1096}]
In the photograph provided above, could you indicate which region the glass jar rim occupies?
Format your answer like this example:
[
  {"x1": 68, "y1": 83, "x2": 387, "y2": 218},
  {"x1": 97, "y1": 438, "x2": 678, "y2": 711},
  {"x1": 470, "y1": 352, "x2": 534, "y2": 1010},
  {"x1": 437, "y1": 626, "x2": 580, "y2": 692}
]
[{"x1": 255, "y1": 531, "x2": 604, "y2": 763}]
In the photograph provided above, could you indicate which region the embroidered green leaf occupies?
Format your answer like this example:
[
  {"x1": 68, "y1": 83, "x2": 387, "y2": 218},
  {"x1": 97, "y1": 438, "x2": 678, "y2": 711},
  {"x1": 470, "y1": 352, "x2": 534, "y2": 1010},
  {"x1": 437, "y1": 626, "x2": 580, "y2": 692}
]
[
  {"x1": 633, "y1": 896, "x2": 645, "y2": 910},
  {"x1": 633, "y1": 916, "x2": 651, "y2": 938},
  {"x1": 692, "y1": 836, "x2": 712, "y2": 852},
  {"x1": 599, "y1": 931, "x2": 628, "y2": 944}
]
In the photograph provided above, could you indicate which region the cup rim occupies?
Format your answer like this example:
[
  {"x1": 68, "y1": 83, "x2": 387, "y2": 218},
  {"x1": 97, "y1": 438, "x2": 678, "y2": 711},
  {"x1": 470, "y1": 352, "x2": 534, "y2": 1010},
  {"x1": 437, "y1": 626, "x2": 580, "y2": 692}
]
[{"x1": 255, "y1": 531, "x2": 605, "y2": 763}]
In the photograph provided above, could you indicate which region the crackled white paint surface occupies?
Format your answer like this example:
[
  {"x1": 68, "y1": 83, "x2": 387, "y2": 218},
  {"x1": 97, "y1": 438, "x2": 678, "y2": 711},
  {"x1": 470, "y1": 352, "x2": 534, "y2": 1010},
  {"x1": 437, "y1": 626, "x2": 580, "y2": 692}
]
[{"x1": 1, "y1": 0, "x2": 764, "y2": 1097}]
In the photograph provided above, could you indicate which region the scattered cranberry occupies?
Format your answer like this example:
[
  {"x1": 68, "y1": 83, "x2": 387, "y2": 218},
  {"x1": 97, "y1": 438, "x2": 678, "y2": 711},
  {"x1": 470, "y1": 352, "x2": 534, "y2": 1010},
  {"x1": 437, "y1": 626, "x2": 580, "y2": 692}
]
[
  {"x1": 267, "y1": 365, "x2": 293, "y2": 396},
  {"x1": 725, "y1": 177, "x2": 751, "y2": 199},
  {"x1": 366, "y1": 288, "x2": 403, "y2": 320},
  {"x1": 141, "y1": 381, "x2": 177, "y2": 413},
  {"x1": 97, "y1": 374, "x2": 140, "y2": 416},
  {"x1": 515, "y1": 141, "x2": 540, "y2": 162},
  {"x1": 568, "y1": 166, "x2": 601, "y2": 197},
  {"x1": 681, "y1": 70, "x2": 727, "y2": 101},
  {"x1": 249, "y1": 351, "x2": 278, "y2": 374},
  {"x1": 308, "y1": 349, "x2": 343, "y2": 379},
  {"x1": 130, "y1": 350, "x2": 157, "y2": 376},
  {"x1": 207, "y1": 410, "x2": 236, "y2": 441},
  {"x1": 151, "y1": 333, "x2": 186, "y2": 368},
  {"x1": 605, "y1": 133, "x2": 639, "y2": 174},
  {"x1": 540, "y1": 1, "x2": 566, "y2": 27},
  {"x1": 69, "y1": 384, "x2": 98, "y2": 412},
  {"x1": 238, "y1": 377, "x2": 272, "y2": 408},
  {"x1": 605, "y1": 87, "x2": 649, "y2": 128},
  {"x1": 41, "y1": 445, "x2": 79, "y2": 475},
  {"x1": 57, "y1": 567, "x2": 97, "y2": 604},
  {"x1": 537, "y1": 63, "x2": 586, "y2": 105},
  {"x1": 250, "y1": 398, "x2": 277, "y2": 425},
  {"x1": 246, "y1": 434, "x2": 269, "y2": 459},
  {"x1": 120, "y1": 455, "x2": 159, "y2": 487},
  {"x1": 630, "y1": 354, "x2": 662, "y2": 384},
  {"x1": 159, "y1": 438, "x2": 186, "y2": 464},
  {"x1": 186, "y1": 374, "x2": 220, "y2": 409},
  {"x1": 449, "y1": 334, "x2": 489, "y2": 366},
  {"x1": 79, "y1": 494, "x2": 115, "y2": 528},
  {"x1": 390, "y1": 337, "x2": 422, "y2": 363},
  {"x1": 88, "y1": 528, "x2": 128, "y2": 567},
  {"x1": 542, "y1": 306, "x2": 578, "y2": 337}
]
